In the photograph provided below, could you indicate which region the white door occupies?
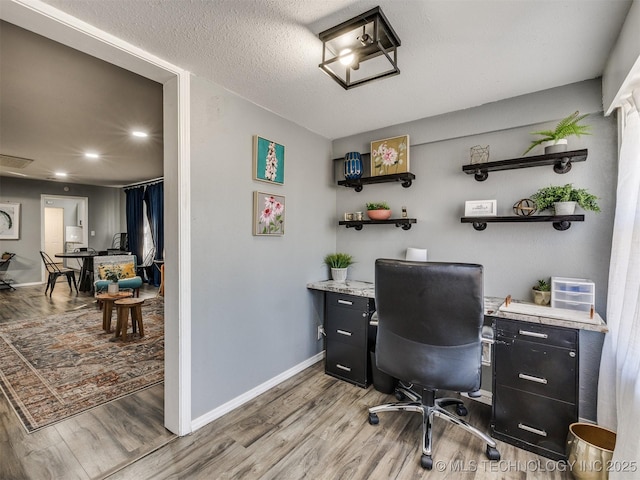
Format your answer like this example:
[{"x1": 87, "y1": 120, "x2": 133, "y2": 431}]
[{"x1": 44, "y1": 207, "x2": 64, "y2": 264}]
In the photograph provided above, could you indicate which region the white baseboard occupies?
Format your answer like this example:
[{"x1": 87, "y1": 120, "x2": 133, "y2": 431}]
[
  {"x1": 6, "y1": 282, "x2": 42, "y2": 288},
  {"x1": 190, "y1": 351, "x2": 325, "y2": 432}
]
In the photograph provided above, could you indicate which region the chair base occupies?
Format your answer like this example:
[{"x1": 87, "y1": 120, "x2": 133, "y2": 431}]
[{"x1": 368, "y1": 386, "x2": 500, "y2": 470}]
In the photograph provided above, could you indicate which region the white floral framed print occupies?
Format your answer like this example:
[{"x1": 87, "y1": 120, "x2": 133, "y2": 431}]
[
  {"x1": 253, "y1": 135, "x2": 285, "y2": 185},
  {"x1": 253, "y1": 192, "x2": 285, "y2": 236},
  {"x1": 370, "y1": 135, "x2": 409, "y2": 177},
  {"x1": 0, "y1": 203, "x2": 20, "y2": 240}
]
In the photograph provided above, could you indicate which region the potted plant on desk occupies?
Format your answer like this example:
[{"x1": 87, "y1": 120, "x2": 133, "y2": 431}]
[
  {"x1": 532, "y1": 278, "x2": 551, "y2": 306},
  {"x1": 324, "y1": 253, "x2": 354, "y2": 283},
  {"x1": 104, "y1": 267, "x2": 122, "y2": 294},
  {"x1": 366, "y1": 202, "x2": 392, "y2": 220}
]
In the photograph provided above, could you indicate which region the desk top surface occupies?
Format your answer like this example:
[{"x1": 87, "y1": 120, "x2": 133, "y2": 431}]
[
  {"x1": 307, "y1": 279, "x2": 607, "y2": 333},
  {"x1": 55, "y1": 251, "x2": 129, "y2": 258}
]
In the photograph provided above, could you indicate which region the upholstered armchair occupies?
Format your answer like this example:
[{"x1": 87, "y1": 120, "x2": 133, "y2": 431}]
[{"x1": 93, "y1": 255, "x2": 143, "y2": 297}]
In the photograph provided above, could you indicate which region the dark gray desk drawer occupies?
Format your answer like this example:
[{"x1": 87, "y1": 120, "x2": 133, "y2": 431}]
[
  {"x1": 326, "y1": 305, "x2": 367, "y2": 346},
  {"x1": 325, "y1": 341, "x2": 367, "y2": 387},
  {"x1": 494, "y1": 339, "x2": 577, "y2": 403},
  {"x1": 496, "y1": 319, "x2": 577, "y2": 348},
  {"x1": 492, "y1": 385, "x2": 576, "y2": 460},
  {"x1": 326, "y1": 292, "x2": 372, "y2": 312}
]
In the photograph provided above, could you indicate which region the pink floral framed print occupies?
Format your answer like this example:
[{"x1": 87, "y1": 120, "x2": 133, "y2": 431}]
[
  {"x1": 370, "y1": 135, "x2": 410, "y2": 176},
  {"x1": 253, "y1": 192, "x2": 285, "y2": 236},
  {"x1": 253, "y1": 135, "x2": 285, "y2": 185}
]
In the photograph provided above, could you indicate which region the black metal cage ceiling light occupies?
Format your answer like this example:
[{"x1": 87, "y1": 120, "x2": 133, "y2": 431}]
[{"x1": 318, "y1": 6, "x2": 401, "y2": 90}]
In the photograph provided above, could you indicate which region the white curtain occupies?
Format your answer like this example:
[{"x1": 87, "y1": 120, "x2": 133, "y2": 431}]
[{"x1": 598, "y1": 90, "x2": 640, "y2": 474}]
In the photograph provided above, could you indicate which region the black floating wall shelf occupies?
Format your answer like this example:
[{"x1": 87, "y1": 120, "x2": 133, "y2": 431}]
[
  {"x1": 339, "y1": 218, "x2": 417, "y2": 231},
  {"x1": 462, "y1": 149, "x2": 588, "y2": 182},
  {"x1": 338, "y1": 172, "x2": 416, "y2": 192},
  {"x1": 461, "y1": 215, "x2": 585, "y2": 231}
]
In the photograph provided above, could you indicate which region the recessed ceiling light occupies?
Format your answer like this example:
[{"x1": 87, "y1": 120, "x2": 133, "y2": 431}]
[
  {"x1": 132, "y1": 131, "x2": 148, "y2": 138},
  {"x1": 85, "y1": 152, "x2": 100, "y2": 159},
  {"x1": 55, "y1": 172, "x2": 68, "y2": 177}
]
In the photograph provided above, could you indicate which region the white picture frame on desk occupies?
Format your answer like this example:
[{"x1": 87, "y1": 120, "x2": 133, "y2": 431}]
[{"x1": 465, "y1": 200, "x2": 497, "y2": 217}]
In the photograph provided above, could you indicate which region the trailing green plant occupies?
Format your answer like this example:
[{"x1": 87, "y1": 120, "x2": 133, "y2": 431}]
[
  {"x1": 366, "y1": 202, "x2": 390, "y2": 210},
  {"x1": 533, "y1": 279, "x2": 551, "y2": 292},
  {"x1": 323, "y1": 253, "x2": 355, "y2": 269},
  {"x1": 523, "y1": 111, "x2": 591, "y2": 155},
  {"x1": 531, "y1": 184, "x2": 600, "y2": 212}
]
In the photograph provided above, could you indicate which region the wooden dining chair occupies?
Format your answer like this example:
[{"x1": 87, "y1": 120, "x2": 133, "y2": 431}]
[{"x1": 39, "y1": 251, "x2": 78, "y2": 296}]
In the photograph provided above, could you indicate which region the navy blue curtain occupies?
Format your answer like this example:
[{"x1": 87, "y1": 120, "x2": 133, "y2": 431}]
[
  {"x1": 144, "y1": 182, "x2": 164, "y2": 286},
  {"x1": 125, "y1": 186, "x2": 145, "y2": 269}
]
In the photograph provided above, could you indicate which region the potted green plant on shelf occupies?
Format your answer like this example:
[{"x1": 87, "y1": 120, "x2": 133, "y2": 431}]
[
  {"x1": 523, "y1": 111, "x2": 591, "y2": 155},
  {"x1": 531, "y1": 184, "x2": 600, "y2": 215},
  {"x1": 532, "y1": 278, "x2": 551, "y2": 306},
  {"x1": 366, "y1": 202, "x2": 392, "y2": 220},
  {"x1": 324, "y1": 253, "x2": 355, "y2": 283}
]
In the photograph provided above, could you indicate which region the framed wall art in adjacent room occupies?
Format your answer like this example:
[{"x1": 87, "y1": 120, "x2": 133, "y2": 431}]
[
  {"x1": 253, "y1": 192, "x2": 285, "y2": 236},
  {"x1": 0, "y1": 203, "x2": 20, "y2": 240},
  {"x1": 253, "y1": 135, "x2": 285, "y2": 185}
]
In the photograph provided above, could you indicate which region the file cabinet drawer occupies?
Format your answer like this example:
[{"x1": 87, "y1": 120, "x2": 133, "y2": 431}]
[
  {"x1": 494, "y1": 338, "x2": 577, "y2": 403},
  {"x1": 492, "y1": 386, "x2": 577, "y2": 461},
  {"x1": 326, "y1": 292, "x2": 372, "y2": 312},
  {"x1": 325, "y1": 341, "x2": 368, "y2": 387},
  {"x1": 326, "y1": 305, "x2": 367, "y2": 346},
  {"x1": 496, "y1": 319, "x2": 577, "y2": 349}
]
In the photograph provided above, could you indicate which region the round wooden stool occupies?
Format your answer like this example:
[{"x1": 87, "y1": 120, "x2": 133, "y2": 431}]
[
  {"x1": 96, "y1": 292, "x2": 133, "y2": 332},
  {"x1": 114, "y1": 297, "x2": 145, "y2": 341}
]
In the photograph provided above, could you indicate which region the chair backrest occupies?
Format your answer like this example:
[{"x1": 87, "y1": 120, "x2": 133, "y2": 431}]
[
  {"x1": 0, "y1": 253, "x2": 15, "y2": 273},
  {"x1": 40, "y1": 251, "x2": 63, "y2": 273},
  {"x1": 140, "y1": 247, "x2": 156, "y2": 268},
  {"x1": 374, "y1": 259, "x2": 484, "y2": 393}
]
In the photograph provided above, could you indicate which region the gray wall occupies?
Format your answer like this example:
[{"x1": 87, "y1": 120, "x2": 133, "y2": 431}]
[
  {"x1": 332, "y1": 79, "x2": 616, "y2": 421},
  {"x1": 189, "y1": 75, "x2": 335, "y2": 419},
  {"x1": 0, "y1": 176, "x2": 124, "y2": 284}
]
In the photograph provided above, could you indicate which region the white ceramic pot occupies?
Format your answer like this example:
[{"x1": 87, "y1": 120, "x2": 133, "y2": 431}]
[
  {"x1": 532, "y1": 289, "x2": 551, "y2": 306},
  {"x1": 107, "y1": 282, "x2": 120, "y2": 294},
  {"x1": 331, "y1": 267, "x2": 348, "y2": 283},
  {"x1": 554, "y1": 201, "x2": 577, "y2": 215},
  {"x1": 543, "y1": 138, "x2": 568, "y2": 154}
]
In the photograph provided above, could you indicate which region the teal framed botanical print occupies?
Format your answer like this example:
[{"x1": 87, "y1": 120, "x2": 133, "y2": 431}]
[{"x1": 253, "y1": 135, "x2": 285, "y2": 185}]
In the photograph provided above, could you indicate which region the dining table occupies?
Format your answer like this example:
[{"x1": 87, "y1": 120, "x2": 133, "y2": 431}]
[{"x1": 55, "y1": 250, "x2": 129, "y2": 293}]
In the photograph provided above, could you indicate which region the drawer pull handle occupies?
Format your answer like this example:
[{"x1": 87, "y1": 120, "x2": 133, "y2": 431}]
[
  {"x1": 336, "y1": 364, "x2": 352, "y2": 372},
  {"x1": 337, "y1": 299, "x2": 353, "y2": 305},
  {"x1": 337, "y1": 329, "x2": 352, "y2": 337},
  {"x1": 518, "y1": 373, "x2": 548, "y2": 384},
  {"x1": 518, "y1": 423, "x2": 547, "y2": 437},
  {"x1": 518, "y1": 329, "x2": 548, "y2": 339}
]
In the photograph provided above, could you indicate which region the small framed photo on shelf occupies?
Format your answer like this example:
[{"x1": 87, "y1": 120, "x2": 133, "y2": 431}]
[
  {"x1": 465, "y1": 200, "x2": 497, "y2": 217},
  {"x1": 0, "y1": 202, "x2": 20, "y2": 240},
  {"x1": 253, "y1": 135, "x2": 285, "y2": 185},
  {"x1": 370, "y1": 135, "x2": 409, "y2": 177},
  {"x1": 253, "y1": 192, "x2": 285, "y2": 236}
]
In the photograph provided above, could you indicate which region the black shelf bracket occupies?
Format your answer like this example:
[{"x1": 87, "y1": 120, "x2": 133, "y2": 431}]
[
  {"x1": 461, "y1": 215, "x2": 584, "y2": 231},
  {"x1": 339, "y1": 218, "x2": 417, "y2": 230},
  {"x1": 462, "y1": 149, "x2": 587, "y2": 182}
]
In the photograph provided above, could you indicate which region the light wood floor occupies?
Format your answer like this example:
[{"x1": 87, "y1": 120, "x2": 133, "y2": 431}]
[
  {"x1": 0, "y1": 282, "x2": 175, "y2": 480},
  {"x1": 2, "y1": 283, "x2": 571, "y2": 479}
]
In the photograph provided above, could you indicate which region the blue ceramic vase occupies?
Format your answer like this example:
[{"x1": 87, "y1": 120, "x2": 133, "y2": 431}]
[{"x1": 344, "y1": 152, "x2": 363, "y2": 180}]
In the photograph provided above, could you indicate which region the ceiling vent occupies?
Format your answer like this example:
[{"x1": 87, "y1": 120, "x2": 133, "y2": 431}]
[{"x1": 0, "y1": 154, "x2": 34, "y2": 169}]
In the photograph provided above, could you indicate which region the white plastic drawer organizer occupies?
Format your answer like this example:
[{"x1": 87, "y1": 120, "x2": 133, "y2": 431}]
[{"x1": 551, "y1": 277, "x2": 595, "y2": 313}]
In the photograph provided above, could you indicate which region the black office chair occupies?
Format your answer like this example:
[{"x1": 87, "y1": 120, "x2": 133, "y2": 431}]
[
  {"x1": 367, "y1": 259, "x2": 500, "y2": 470},
  {"x1": 39, "y1": 251, "x2": 78, "y2": 296}
]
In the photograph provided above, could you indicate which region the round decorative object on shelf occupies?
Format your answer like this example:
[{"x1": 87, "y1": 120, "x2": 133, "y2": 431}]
[
  {"x1": 513, "y1": 198, "x2": 537, "y2": 216},
  {"x1": 344, "y1": 152, "x2": 363, "y2": 180},
  {"x1": 367, "y1": 209, "x2": 392, "y2": 220}
]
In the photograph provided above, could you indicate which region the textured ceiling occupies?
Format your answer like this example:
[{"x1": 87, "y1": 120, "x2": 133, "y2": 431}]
[{"x1": 0, "y1": 0, "x2": 633, "y2": 186}]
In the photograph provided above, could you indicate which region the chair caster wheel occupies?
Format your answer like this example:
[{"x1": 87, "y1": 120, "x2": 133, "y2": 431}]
[
  {"x1": 456, "y1": 404, "x2": 468, "y2": 416},
  {"x1": 486, "y1": 445, "x2": 500, "y2": 461},
  {"x1": 395, "y1": 391, "x2": 405, "y2": 401},
  {"x1": 421, "y1": 455, "x2": 433, "y2": 470},
  {"x1": 368, "y1": 413, "x2": 379, "y2": 425}
]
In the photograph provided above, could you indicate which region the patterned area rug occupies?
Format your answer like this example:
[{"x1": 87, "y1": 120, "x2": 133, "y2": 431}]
[{"x1": 0, "y1": 297, "x2": 164, "y2": 432}]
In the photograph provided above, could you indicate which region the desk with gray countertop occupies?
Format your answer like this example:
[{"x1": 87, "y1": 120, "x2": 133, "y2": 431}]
[{"x1": 307, "y1": 279, "x2": 607, "y2": 461}]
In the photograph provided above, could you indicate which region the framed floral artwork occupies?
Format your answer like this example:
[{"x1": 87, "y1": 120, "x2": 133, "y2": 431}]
[
  {"x1": 370, "y1": 135, "x2": 410, "y2": 176},
  {"x1": 0, "y1": 203, "x2": 20, "y2": 240},
  {"x1": 253, "y1": 192, "x2": 285, "y2": 236},
  {"x1": 253, "y1": 135, "x2": 285, "y2": 185}
]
